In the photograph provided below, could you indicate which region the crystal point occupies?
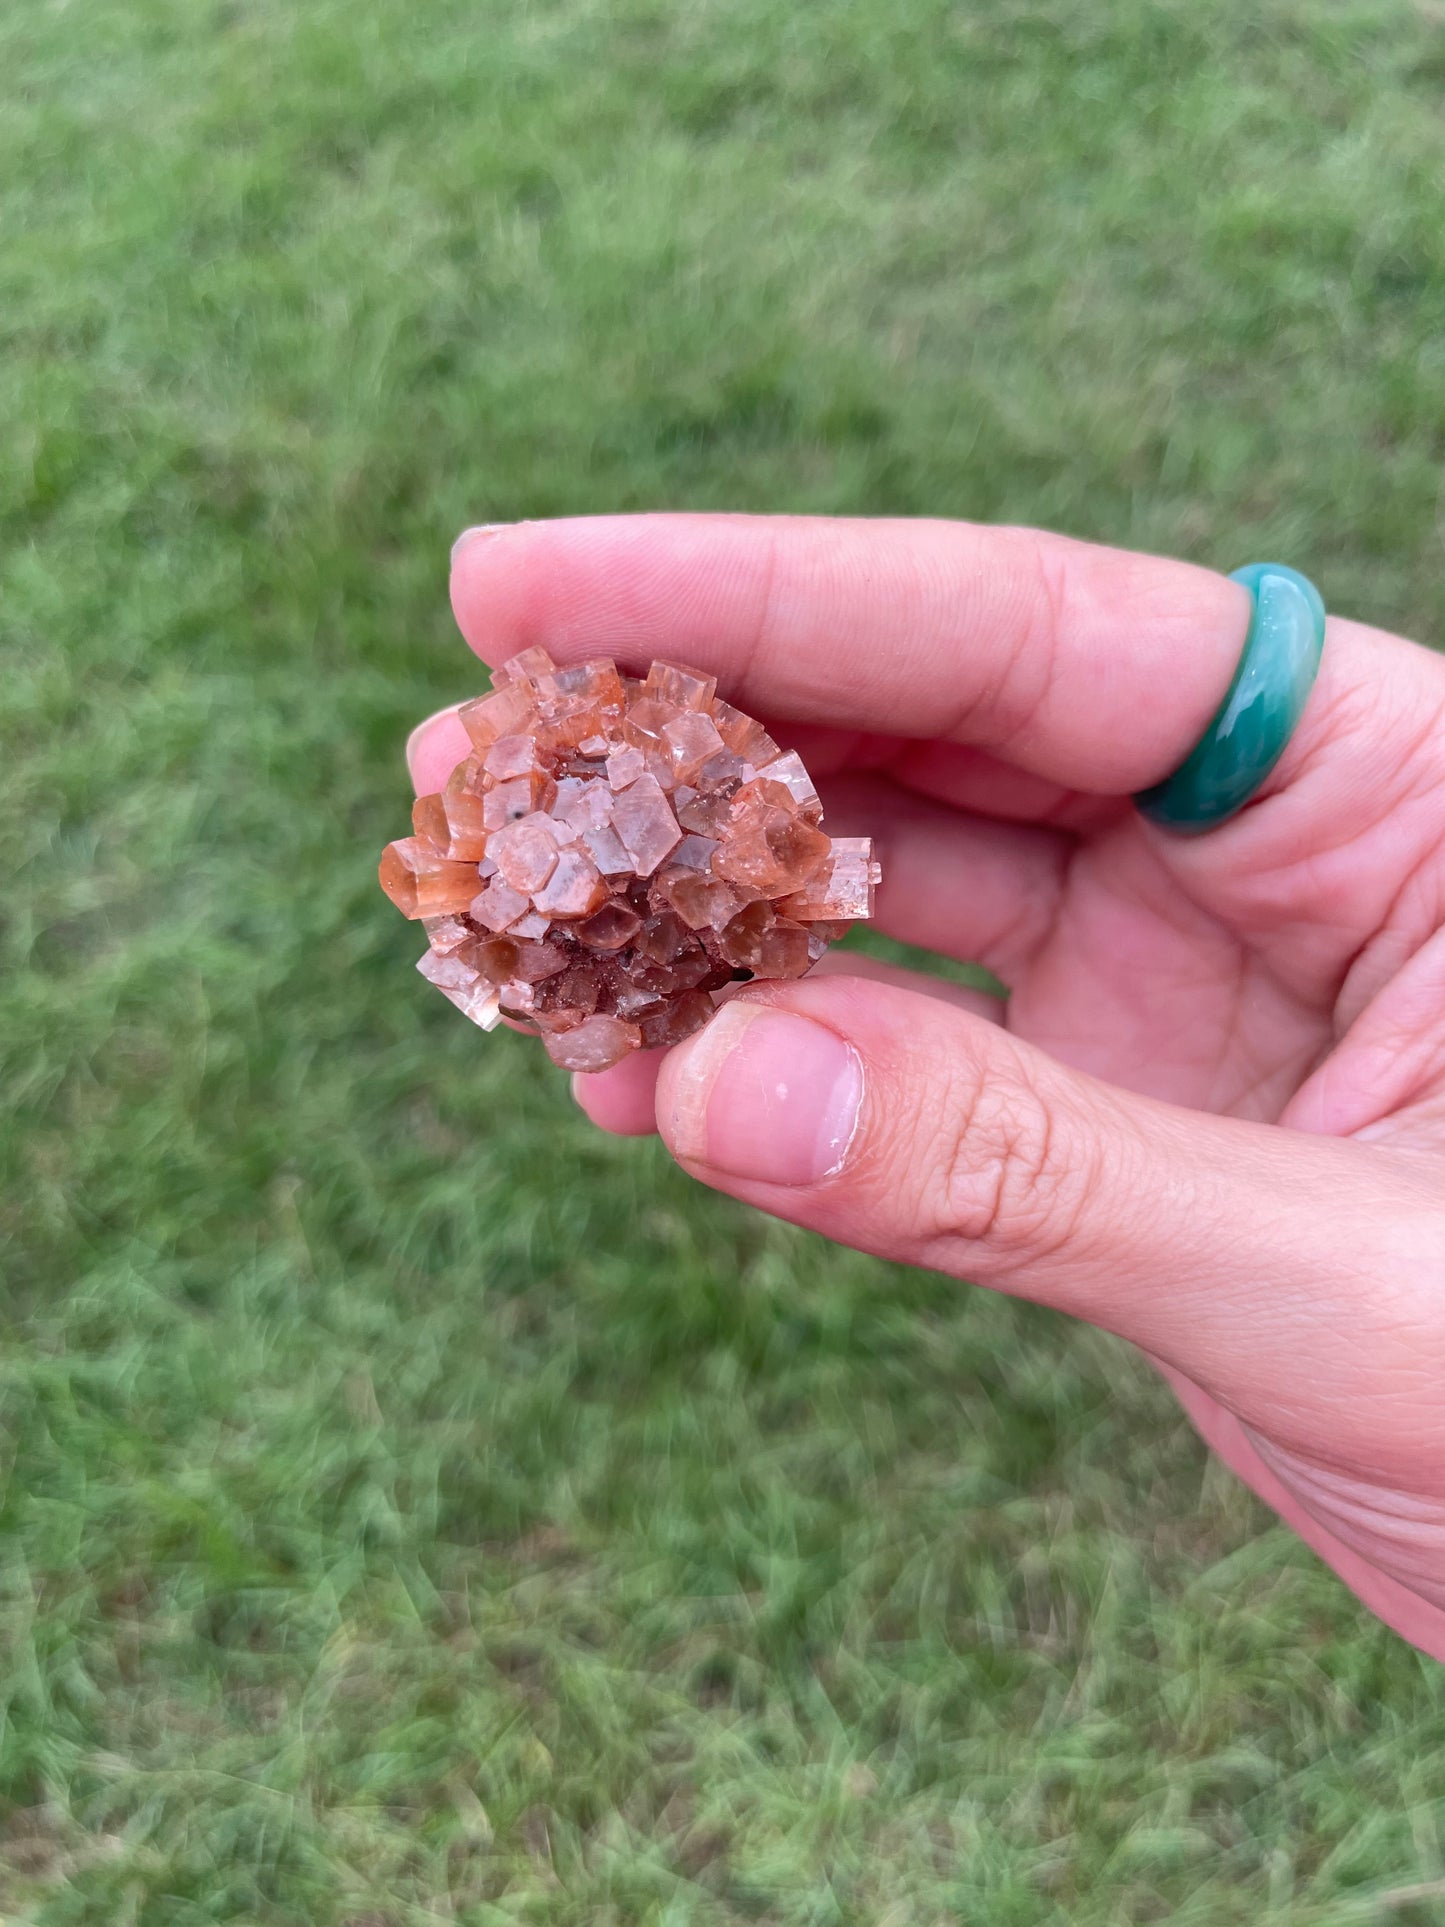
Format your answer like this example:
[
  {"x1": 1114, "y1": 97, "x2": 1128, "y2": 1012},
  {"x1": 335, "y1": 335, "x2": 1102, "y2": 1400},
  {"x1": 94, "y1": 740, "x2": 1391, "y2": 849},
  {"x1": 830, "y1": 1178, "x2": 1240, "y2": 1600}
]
[{"x1": 380, "y1": 839, "x2": 484, "y2": 919}]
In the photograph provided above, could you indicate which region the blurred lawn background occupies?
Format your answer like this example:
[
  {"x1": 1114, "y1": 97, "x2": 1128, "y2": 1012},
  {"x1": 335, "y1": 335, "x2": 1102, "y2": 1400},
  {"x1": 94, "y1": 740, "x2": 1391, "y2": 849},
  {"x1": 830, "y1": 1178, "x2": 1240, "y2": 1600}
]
[{"x1": 4, "y1": 1, "x2": 1445, "y2": 1921}]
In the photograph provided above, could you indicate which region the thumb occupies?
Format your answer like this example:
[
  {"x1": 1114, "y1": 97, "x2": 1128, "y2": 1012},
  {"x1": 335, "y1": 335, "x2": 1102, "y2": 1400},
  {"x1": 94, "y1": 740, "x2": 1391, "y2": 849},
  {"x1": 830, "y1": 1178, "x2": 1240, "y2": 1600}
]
[{"x1": 654, "y1": 975, "x2": 1444, "y2": 1480}]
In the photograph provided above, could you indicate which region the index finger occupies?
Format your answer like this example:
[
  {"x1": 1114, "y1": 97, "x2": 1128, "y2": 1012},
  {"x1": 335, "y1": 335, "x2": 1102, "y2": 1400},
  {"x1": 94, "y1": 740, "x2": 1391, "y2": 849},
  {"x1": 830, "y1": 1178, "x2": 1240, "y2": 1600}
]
[{"x1": 448, "y1": 514, "x2": 1251, "y2": 793}]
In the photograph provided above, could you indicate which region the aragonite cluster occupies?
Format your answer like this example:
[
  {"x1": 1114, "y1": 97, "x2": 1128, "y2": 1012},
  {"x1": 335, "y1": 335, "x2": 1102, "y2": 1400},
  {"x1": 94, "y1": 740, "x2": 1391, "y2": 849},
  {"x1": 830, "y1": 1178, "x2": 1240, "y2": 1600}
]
[{"x1": 379, "y1": 649, "x2": 881, "y2": 1072}]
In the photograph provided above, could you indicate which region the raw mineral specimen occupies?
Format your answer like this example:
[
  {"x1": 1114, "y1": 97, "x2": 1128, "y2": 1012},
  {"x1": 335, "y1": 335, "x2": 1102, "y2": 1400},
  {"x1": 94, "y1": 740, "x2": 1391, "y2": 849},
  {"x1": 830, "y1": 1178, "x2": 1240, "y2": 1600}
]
[{"x1": 380, "y1": 650, "x2": 881, "y2": 1071}]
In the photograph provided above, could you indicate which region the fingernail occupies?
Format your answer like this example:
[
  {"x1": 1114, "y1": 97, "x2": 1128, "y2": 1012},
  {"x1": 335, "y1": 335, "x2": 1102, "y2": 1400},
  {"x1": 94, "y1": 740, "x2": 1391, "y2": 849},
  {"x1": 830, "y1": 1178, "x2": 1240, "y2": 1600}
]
[
  {"x1": 451, "y1": 524, "x2": 513, "y2": 568},
  {"x1": 665, "y1": 1003, "x2": 863, "y2": 1186}
]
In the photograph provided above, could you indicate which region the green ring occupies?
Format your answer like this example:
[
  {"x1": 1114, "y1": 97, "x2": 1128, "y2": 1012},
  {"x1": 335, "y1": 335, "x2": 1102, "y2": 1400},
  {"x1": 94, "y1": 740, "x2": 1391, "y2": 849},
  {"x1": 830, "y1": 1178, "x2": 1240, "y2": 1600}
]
[{"x1": 1134, "y1": 563, "x2": 1327, "y2": 834}]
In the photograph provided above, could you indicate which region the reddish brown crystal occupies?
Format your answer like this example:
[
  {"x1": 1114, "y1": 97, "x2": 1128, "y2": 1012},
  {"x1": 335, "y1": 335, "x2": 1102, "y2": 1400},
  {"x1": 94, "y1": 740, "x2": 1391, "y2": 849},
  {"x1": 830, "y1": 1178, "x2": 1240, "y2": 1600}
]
[
  {"x1": 380, "y1": 840, "x2": 483, "y2": 918},
  {"x1": 470, "y1": 878, "x2": 528, "y2": 931},
  {"x1": 544, "y1": 1014, "x2": 642, "y2": 1072},
  {"x1": 483, "y1": 771, "x2": 556, "y2": 830},
  {"x1": 532, "y1": 848, "x2": 608, "y2": 920},
  {"x1": 416, "y1": 948, "x2": 503, "y2": 1029},
  {"x1": 576, "y1": 901, "x2": 644, "y2": 951},
  {"x1": 778, "y1": 838, "x2": 883, "y2": 922},
  {"x1": 381, "y1": 650, "x2": 880, "y2": 1070},
  {"x1": 489, "y1": 816, "x2": 561, "y2": 894}
]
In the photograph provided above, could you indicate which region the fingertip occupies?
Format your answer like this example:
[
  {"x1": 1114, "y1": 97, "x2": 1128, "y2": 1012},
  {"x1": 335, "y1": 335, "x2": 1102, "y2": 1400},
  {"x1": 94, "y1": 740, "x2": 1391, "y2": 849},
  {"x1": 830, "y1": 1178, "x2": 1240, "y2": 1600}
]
[
  {"x1": 570, "y1": 1049, "x2": 665, "y2": 1137},
  {"x1": 447, "y1": 513, "x2": 759, "y2": 679},
  {"x1": 406, "y1": 707, "x2": 473, "y2": 794},
  {"x1": 449, "y1": 519, "x2": 554, "y2": 669}
]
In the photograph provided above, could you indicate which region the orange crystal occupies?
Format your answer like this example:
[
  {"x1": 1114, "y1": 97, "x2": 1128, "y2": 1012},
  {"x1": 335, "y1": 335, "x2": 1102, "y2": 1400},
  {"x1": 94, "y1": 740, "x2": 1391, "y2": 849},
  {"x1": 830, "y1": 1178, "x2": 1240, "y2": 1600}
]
[{"x1": 381, "y1": 651, "x2": 881, "y2": 1071}]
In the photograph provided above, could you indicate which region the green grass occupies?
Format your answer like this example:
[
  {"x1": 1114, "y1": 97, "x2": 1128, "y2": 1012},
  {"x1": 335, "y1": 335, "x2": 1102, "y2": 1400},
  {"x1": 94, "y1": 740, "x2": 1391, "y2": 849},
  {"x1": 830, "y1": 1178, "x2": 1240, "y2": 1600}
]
[{"x1": 4, "y1": 0, "x2": 1445, "y2": 1920}]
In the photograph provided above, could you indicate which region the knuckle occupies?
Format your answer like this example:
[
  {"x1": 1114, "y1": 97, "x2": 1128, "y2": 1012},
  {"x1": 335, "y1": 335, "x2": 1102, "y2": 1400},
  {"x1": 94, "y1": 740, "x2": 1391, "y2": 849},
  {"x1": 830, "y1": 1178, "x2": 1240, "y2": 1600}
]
[
  {"x1": 992, "y1": 532, "x2": 1065, "y2": 748},
  {"x1": 918, "y1": 1055, "x2": 1096, "y2": 1276}
]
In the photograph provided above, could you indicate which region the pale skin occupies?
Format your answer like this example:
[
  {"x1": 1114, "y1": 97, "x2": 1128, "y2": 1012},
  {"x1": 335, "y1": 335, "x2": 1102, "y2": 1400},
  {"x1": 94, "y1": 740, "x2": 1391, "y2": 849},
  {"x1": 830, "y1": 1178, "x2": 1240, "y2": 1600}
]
[{"x1": 410, "y1": 516, "x2": 1445, "y2": 1659}]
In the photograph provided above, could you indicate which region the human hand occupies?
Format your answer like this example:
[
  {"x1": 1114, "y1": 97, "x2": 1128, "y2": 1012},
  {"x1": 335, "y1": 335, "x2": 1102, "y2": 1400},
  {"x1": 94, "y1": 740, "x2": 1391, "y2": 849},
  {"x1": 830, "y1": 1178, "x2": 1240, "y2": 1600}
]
[{"x1": 410, "y1": 516, "x2": 1445, "y2": 1656}]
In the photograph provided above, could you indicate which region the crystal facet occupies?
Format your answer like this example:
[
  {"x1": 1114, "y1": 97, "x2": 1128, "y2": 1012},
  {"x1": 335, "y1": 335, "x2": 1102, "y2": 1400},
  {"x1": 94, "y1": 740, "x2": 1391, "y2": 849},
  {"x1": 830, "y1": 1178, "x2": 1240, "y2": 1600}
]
[{"x1": 382, "y1": 651, "x2": 880, "y2": 1069}]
